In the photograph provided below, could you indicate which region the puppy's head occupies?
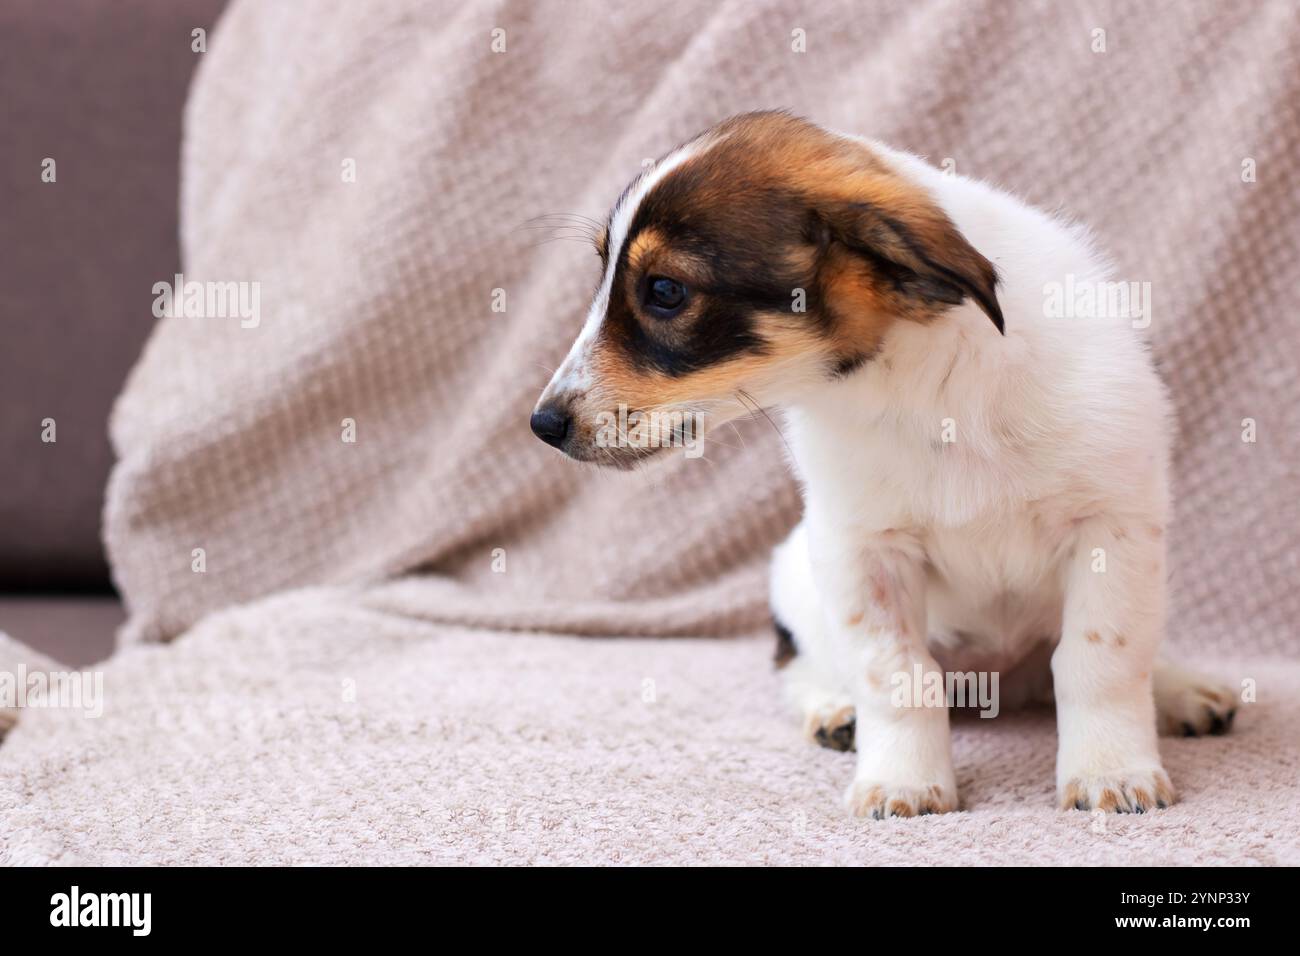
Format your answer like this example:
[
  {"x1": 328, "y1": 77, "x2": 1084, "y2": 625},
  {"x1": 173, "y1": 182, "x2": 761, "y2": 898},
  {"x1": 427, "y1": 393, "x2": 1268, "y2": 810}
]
[{"x1": 531, "y1": 111, "x2": 1001, "y2": 467}]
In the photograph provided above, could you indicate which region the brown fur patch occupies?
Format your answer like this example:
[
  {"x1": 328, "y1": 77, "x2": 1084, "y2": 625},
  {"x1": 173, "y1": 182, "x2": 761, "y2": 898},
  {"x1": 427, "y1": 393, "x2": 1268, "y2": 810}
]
[
  {"x1": 579, "y1": 112, "x2": 1002, "y2": 434},
  {"x1": 1085, "y1": 630, "x2": 1102, "y2": 644},
  {"x1": 817, "y1": 244, "x2": 907, "y2": 359},
  {"x1": 744, "y1": 116, "x2": 1000, "y2": 330}
]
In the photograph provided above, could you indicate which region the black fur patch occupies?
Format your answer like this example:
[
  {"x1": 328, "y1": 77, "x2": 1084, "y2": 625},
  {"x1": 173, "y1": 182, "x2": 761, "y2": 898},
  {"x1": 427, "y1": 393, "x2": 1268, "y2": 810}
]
[
  {"x1": 772, "y1": 616, "x2": 798, "y2": 669},
  {"x1": 830, "y1": 348, "x2": 877, "y2": 378}
]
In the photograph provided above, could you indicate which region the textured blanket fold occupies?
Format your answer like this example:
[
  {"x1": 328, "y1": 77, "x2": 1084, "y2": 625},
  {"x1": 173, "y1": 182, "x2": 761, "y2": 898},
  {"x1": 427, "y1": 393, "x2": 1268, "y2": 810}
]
[
  {"x1": 3, "y1": 597, "x2": 1298, "y2": 865},
  {"x1": 3, "y1": 0, "x2": 1298, "y2": 864}
]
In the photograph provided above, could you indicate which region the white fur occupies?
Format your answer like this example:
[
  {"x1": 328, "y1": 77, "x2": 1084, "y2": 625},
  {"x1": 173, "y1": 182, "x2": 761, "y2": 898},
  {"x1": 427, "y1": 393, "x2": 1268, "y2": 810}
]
[{"x1": 769, "y1": 141, "x2": 1191, "y2": 815}]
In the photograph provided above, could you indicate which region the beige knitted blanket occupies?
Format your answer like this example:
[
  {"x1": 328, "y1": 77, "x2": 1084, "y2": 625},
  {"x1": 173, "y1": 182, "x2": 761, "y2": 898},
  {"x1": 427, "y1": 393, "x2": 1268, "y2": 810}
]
[{"x1": 3, "y1": 0, "x2": 1298, "y2": 865}]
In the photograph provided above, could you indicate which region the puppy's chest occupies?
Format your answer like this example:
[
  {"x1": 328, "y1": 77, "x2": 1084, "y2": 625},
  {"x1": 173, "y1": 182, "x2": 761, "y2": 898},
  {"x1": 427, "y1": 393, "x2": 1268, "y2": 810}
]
[
  {"x1": 795, "y1": 408, "x2": 1079, "y2": 661},
  {"x1": 919, "y1": 515, "x2": 1071, "y2": 669}
]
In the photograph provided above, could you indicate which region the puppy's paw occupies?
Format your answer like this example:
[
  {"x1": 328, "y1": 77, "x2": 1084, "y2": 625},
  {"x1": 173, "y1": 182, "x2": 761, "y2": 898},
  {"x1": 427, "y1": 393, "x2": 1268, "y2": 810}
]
[
  {"x1": 804, "y1": 704, "x2": 856, "y2": 752},
  {"x1": 845, "y1": 779, "x2": 958, "y2": 819},
  {"x1": 1155, "y1": 667, "x2": 1238, "y2": 737},
  {"x1": 1059, "y1": 768, "x2": 1175, "y2": 813}
]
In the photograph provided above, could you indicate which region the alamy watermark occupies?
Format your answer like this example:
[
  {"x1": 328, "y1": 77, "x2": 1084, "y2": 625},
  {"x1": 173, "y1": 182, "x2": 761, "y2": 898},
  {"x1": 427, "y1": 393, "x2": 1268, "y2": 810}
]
[
  {"x1": 152, "y1": 273, "x2": 261, "y2": 328},
  {"x1": 890, "y1": 663, "x2": 1000, "y2": 718},
  {"x1": 1, "y1": 665, "x2": 103, "y2": 718},
  {"x1": 594, "y1": 404, "x2": 705, "y2": 459},
  {"x1": 50, "y1": 886, "x2": 150, "y2": 936},
  {"x1": 1043, "y1": 273, "x2": 1151, "y2": 329}
]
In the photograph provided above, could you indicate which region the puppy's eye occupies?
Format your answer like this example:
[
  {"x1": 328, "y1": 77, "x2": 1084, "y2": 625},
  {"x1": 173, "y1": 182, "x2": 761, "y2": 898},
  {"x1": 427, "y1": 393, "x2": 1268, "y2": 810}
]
[{"x1": 645, "y1": 276, "x2": 687, "y2": 318}]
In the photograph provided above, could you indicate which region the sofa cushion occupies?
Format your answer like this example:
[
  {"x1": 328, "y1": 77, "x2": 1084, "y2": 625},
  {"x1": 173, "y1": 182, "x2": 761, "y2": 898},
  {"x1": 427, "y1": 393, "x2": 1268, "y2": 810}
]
[{"x1": 0, "y1": 0, "x2": 227, "y2": 588}]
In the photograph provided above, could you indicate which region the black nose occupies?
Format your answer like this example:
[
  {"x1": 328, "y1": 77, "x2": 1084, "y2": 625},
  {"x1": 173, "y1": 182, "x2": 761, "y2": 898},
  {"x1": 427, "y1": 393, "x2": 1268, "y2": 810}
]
[{"x1": 530, "y1": 406, "x2": 571, "y2": 448}]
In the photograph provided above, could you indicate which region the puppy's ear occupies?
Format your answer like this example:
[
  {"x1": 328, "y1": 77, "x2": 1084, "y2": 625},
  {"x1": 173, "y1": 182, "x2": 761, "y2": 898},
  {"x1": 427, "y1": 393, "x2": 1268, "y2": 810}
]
[{"x1": 819, "y1": 198, "x2": 1004, "y2": 334}]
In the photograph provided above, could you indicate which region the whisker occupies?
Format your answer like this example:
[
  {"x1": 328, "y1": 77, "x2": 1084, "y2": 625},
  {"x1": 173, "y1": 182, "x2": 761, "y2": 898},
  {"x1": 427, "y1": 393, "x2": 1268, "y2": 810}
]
[
  {"x1": 736, "y1": 389, "x2": 793, "y2": 458},
  {"x1": 517, "y1": 224, "x2": 597, "y2": 234},
  {"x1": 519, "y1": 214, "x2": 603, "y2": 234},
  {"x1": 528, "y1": 236, "x2": 598, "y2": 249},
  {"x1": 726, "y1": 420, "x2": 747, "y2": 452}
]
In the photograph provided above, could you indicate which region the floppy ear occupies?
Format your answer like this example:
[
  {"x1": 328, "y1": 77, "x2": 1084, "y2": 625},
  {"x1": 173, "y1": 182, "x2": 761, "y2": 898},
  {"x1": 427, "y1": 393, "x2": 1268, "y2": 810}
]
[{"x1": 820, "y1": 199, "x2": 1004, "y2": 334}]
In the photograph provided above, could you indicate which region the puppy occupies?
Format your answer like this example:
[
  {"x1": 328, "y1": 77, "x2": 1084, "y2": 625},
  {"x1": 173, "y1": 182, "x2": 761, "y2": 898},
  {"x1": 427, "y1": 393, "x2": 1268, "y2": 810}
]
[{"x1": 531, "y1": 112, "x2": 1236, "y2": 817}]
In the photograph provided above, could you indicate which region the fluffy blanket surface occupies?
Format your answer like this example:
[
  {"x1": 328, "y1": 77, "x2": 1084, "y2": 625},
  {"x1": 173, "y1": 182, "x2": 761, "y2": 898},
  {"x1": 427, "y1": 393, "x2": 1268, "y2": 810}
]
[{"x1": 3, "y1": 0, "x2": 1298, "y2": 865}]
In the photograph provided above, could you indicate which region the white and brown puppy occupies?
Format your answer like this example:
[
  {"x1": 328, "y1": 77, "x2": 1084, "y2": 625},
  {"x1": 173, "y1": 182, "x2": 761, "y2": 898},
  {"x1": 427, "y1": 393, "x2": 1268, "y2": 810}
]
[{"x1": 531, "y1": 112, "x2": 1236, "y2": 817}]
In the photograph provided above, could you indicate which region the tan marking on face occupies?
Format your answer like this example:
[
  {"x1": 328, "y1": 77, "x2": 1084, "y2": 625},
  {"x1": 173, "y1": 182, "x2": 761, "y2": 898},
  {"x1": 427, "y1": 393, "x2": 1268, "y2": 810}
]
[
  {"x1": 625, "y1": 227, "x2": 664, "y2": 273},
  {"x1": 1114, "y1": 634, "x2": 1128, "y2": 648},
  {"x1": 626, "y1": 226, "x2": 717, "y2": 287},
  {"x1": 1085, "y1": 630, "x2": 1102, "y2": 644},
  {"x1": 846, "y1": 611, "x2": 865, "y2": 627},
  {"x1": 783, "y1": 242, "x2": 818, "y2": 277}
]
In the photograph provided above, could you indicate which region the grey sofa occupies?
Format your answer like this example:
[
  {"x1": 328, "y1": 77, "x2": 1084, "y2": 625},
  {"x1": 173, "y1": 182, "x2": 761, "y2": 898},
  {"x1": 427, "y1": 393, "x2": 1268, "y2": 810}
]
[{"x1": 0, "y1": 0, "x2": 228, "y2": 665}]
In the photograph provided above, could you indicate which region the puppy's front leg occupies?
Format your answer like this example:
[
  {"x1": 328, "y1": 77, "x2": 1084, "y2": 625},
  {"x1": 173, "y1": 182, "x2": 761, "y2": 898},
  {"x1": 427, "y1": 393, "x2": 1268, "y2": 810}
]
[
  {"x1": 809, "y1": 523, "x2": 957, "y2": 818},
  {"x1": 1053, "y1": 518, "x2": 1174, "y2": 812}
]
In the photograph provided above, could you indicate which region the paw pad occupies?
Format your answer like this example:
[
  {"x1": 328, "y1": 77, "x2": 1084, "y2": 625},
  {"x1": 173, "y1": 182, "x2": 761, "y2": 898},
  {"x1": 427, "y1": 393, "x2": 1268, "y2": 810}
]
[{"x1": 813, "y1": 716, "x2": 855, "y2": 752}]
